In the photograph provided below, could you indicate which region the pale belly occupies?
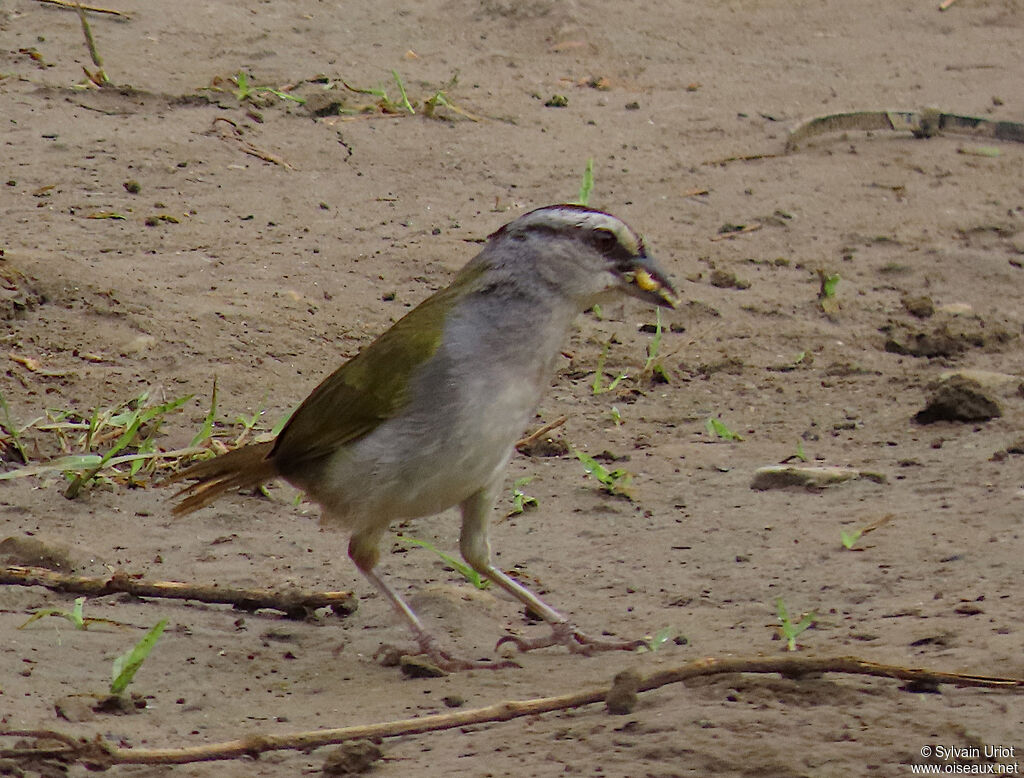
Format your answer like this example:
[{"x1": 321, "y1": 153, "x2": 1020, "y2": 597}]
[{"x1": 312, "y1": 379, "x2": 536, "y2": 531}]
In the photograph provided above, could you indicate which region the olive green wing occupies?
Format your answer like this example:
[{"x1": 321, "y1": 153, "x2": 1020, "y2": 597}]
[{"x1": 270, "y1": 267, "x2": 480, "y2": 470}]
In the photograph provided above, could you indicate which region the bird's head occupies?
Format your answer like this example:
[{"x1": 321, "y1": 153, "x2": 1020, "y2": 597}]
[{"x1": 485, "y1": 204, "x2": 677, "y2": 310}]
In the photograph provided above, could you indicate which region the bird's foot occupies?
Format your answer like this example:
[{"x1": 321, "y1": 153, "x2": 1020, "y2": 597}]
[
  {"x1": 376, "y1": 636, "x2": 519, "y2": 673},
  {"x1": 496, "y1": 621, "x2": 647, "y2": 656}
]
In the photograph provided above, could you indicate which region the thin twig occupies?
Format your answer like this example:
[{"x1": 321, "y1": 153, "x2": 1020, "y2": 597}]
[
  {"x1": 1, "y1": 655, "x2": 1019, "y2": 768},
  {"x1": 709, "y1": 223, "x2": 763, "y2": 241},
  {"x1": 515, "y1": 415, "x2": 568, "y2": 449},
  {"x1": 0, "y1": 565, "x2": 356, "y2": 618},
  {"x1": 703, "y1": 153, "x2": 779, "y2": 166},
  {"x1": 859, "y1": 513, "x2": 894, "y2": 536},
  {"x1": 211, "y1": 117, "x2": 295, "y2": 170},
  {"x1": 33, "y1": 0, "x2": 127, "y2": 16}
]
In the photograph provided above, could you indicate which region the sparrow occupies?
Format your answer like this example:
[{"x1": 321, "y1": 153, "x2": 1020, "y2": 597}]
[{"x1": 167, "y1": 204, "x2": 676, "y2": 670}]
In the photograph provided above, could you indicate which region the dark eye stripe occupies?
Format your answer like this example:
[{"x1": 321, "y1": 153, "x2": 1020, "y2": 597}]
[
  {"x1": 594, "y1": 233, "x2": 641, "y2": 265},
  {"x1": 488, "y1": 205, "x2": 644, "y2": 260}
]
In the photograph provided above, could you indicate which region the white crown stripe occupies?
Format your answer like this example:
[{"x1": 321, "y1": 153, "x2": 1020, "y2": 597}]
[{"x1": 503, "y1": 205, "x2": 642, "y2": 256}]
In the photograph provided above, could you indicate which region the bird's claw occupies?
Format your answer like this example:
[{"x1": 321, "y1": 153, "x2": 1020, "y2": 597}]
[
  {"x1": 496, "y1": 622, "x2": 647, "y2": 656},
  {"x1": 376, "y1": 638, "x2": 519, "y2": 672}
]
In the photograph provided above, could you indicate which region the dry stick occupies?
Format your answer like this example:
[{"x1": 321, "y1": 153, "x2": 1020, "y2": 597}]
[
  {"x1": 709, "y1": 223, "x2": 763, "y2": 242},
  {"x1": 859, "y1": 512, "x2": 894, "y2": 536},
  {"x1": 1, "y1": 655, "x2": 1020, "y2": 768},
  {"x1": 515, "y1": 415, "x2": 568, "y2": 449},
  {"x1": 212, "y1": 118, "x2": 295, "y2": 170},
  {"x1": 785, "y1": 109, "x2": 1024, "y2": 152},
  {"x1": 34, "y1": 0, "x2": 127, "y2": 16},
  {"x1": 704, "y1": 153, "x2": 779, "y2": 166},
  {"x1": 0, "y1": 565, "x2": 356, "y2": 617}
]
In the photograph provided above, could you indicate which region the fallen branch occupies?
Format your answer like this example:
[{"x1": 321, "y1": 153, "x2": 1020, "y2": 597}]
[
  {"x1": 786, "y1": 108, "x2": 1024, "y2": 152},
  {"x1": 1, "y1": 655, "x2": 1019, "y2": 769},
  {"x1": 0, "y1": 565, "x2": 356, "y2": 618}
]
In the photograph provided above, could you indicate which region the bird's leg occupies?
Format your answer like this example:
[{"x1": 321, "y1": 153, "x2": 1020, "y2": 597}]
[
  {"x1": 459, "y1": 487, "x2": 646, "y2": 656},
  {"x1": 347, "y1": 529, "x2": 515, "y2": 671}
]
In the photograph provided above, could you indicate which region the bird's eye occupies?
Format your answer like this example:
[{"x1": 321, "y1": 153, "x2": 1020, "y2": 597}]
[{"x1": 591, "y1": 228, "x2": 618, "y2": 251}]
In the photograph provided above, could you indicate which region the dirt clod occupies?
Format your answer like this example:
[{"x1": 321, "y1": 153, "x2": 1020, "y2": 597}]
[
  {"x1": 709, "y1": 269, "x2": 751, "y2": 290},
  {"x1": 399, "y1": 655, "x2": 447, "y2": 678},
  {"x1": 322, "y1": 740, "x2": 383, "y2": 776},
  {"x1": 901, "y1": 295, "x2": 934, "y2": 318},
  {"x1": 0, "y1": 536, "x2": 78, "y2": 572},
  {"x1": 914, "y1": 377, "x2": 1002, "y2": 424},
  {"x1": 605, "y1": 668, "x2": 642, "y2": 714}
]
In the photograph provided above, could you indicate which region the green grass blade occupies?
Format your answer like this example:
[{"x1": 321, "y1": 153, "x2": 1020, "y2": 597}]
[
  {"x1": 840, "y1": 528, "x2": 863, "y2": 549},
  {"x1": 0, "y1": 454, "x2": 104, "y2": 480},
  {"x1": 269, "y1": 404, "x2": 297, "y2": 438},
  {"x1": 705, "y1": 417, "x2": 743, "y2": 441},
  {"x1": 574, "y1": 449, "x2": 608, "y2": 480},
  {"x1": 572, "y1": 449, "x2": 632, "y2": 497},
  {"x1": 794, "y1": 439, "x2": 808, "y2": 462},
  {"x1": 509, "y1": 476, "x2": 538, "y2": 515},
  {"x1": 0, "y1": 389, "x2": 29, "y2": 462},
  {"x1": 575, "y1": 158, "x2": 594, "y2": 206},
  {"x1": 69, "y1": 597, "x2": 86, "y2": 629},
  {"x1": 391, "y1": 70, "x2": 415, "y2": 114},
  {"x1": 110, "y1": 619, "x2": 167, "y2": 695},
  {"x1": 66, "y1": 394, "x2": 192, "y2": 497},
  {"x1": 775, "y1": 596, "x2": 790, "y2": 624},
  {"x1": 642, "y1": 625, "x2": 675, "y2": 652},
  {"x1": 400, "y1": 536, "x2": 489, "y2": 590},
  {"x1": 263, "y1": 86, "x2": 305, "y2": 104},
  {"x1": 18, "y1": 608, "x2": 67, "y2": 629},
  {"x1": 190, "y1": 380, "x2": 218, "y2": 448},
  {"x1": 84, "y1": 404, "x2": 101, "y2": 451},
  {"x1": 592, "y1": 343, "x2": 627, "y2": 395},
  {"x1": 234, "y1": 71, "x2": 251, "y2": 100}
]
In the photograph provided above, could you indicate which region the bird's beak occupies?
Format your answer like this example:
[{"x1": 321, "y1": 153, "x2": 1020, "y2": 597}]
[{"x1": 620, "y1": 256, "x2": 678, "y2": 309}]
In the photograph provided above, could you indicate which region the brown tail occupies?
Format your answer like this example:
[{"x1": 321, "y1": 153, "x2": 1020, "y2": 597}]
[{"x1": 162, "y1": 441, "x2": 277, "y2": 515}]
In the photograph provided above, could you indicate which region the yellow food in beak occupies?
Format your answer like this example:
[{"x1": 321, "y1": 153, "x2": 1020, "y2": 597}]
[
  {"x1": 627, "y1": 267, "x2": 678, "y2": 308},
  {"x1": 635, "y1": 269, "x2": 660, "y2": 292}
]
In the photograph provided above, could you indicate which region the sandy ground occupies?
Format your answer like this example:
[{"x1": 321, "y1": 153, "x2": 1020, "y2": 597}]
[{"x1": 2, "y1": 0, "x2": 1023, "y2": 775}]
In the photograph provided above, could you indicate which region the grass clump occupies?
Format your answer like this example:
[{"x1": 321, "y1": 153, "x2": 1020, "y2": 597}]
[
  {"x1": 591, "y1": 343, "x2": 628, "y2": 395},
  {"x1": 508, "y1": 476, "x2": 538, "y2": 516},
  {"x1": 0, "y1": 390, "x2": 193, "y2": 496},
  {"x1": 641, "y1": 309, "x2": 671, "y2": 384},
  {"x1": 0, "y1": 383, "x2": 291, "y2": 496},
  {"x1": 705, "y1": 417, "x2": 743, "y2": 441},
  {"x1": 775, "y1": 597, "x2": 815, "y2": 651},
  {"x1": 233, "y1": 71, "x2": 306, "y2": 105},
  {"x1": 0, "y1": 389, "x2": 34, "y2": 464},
  {"x1": 572, "y1": 449, "x2": 633, "y2": 499}
]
